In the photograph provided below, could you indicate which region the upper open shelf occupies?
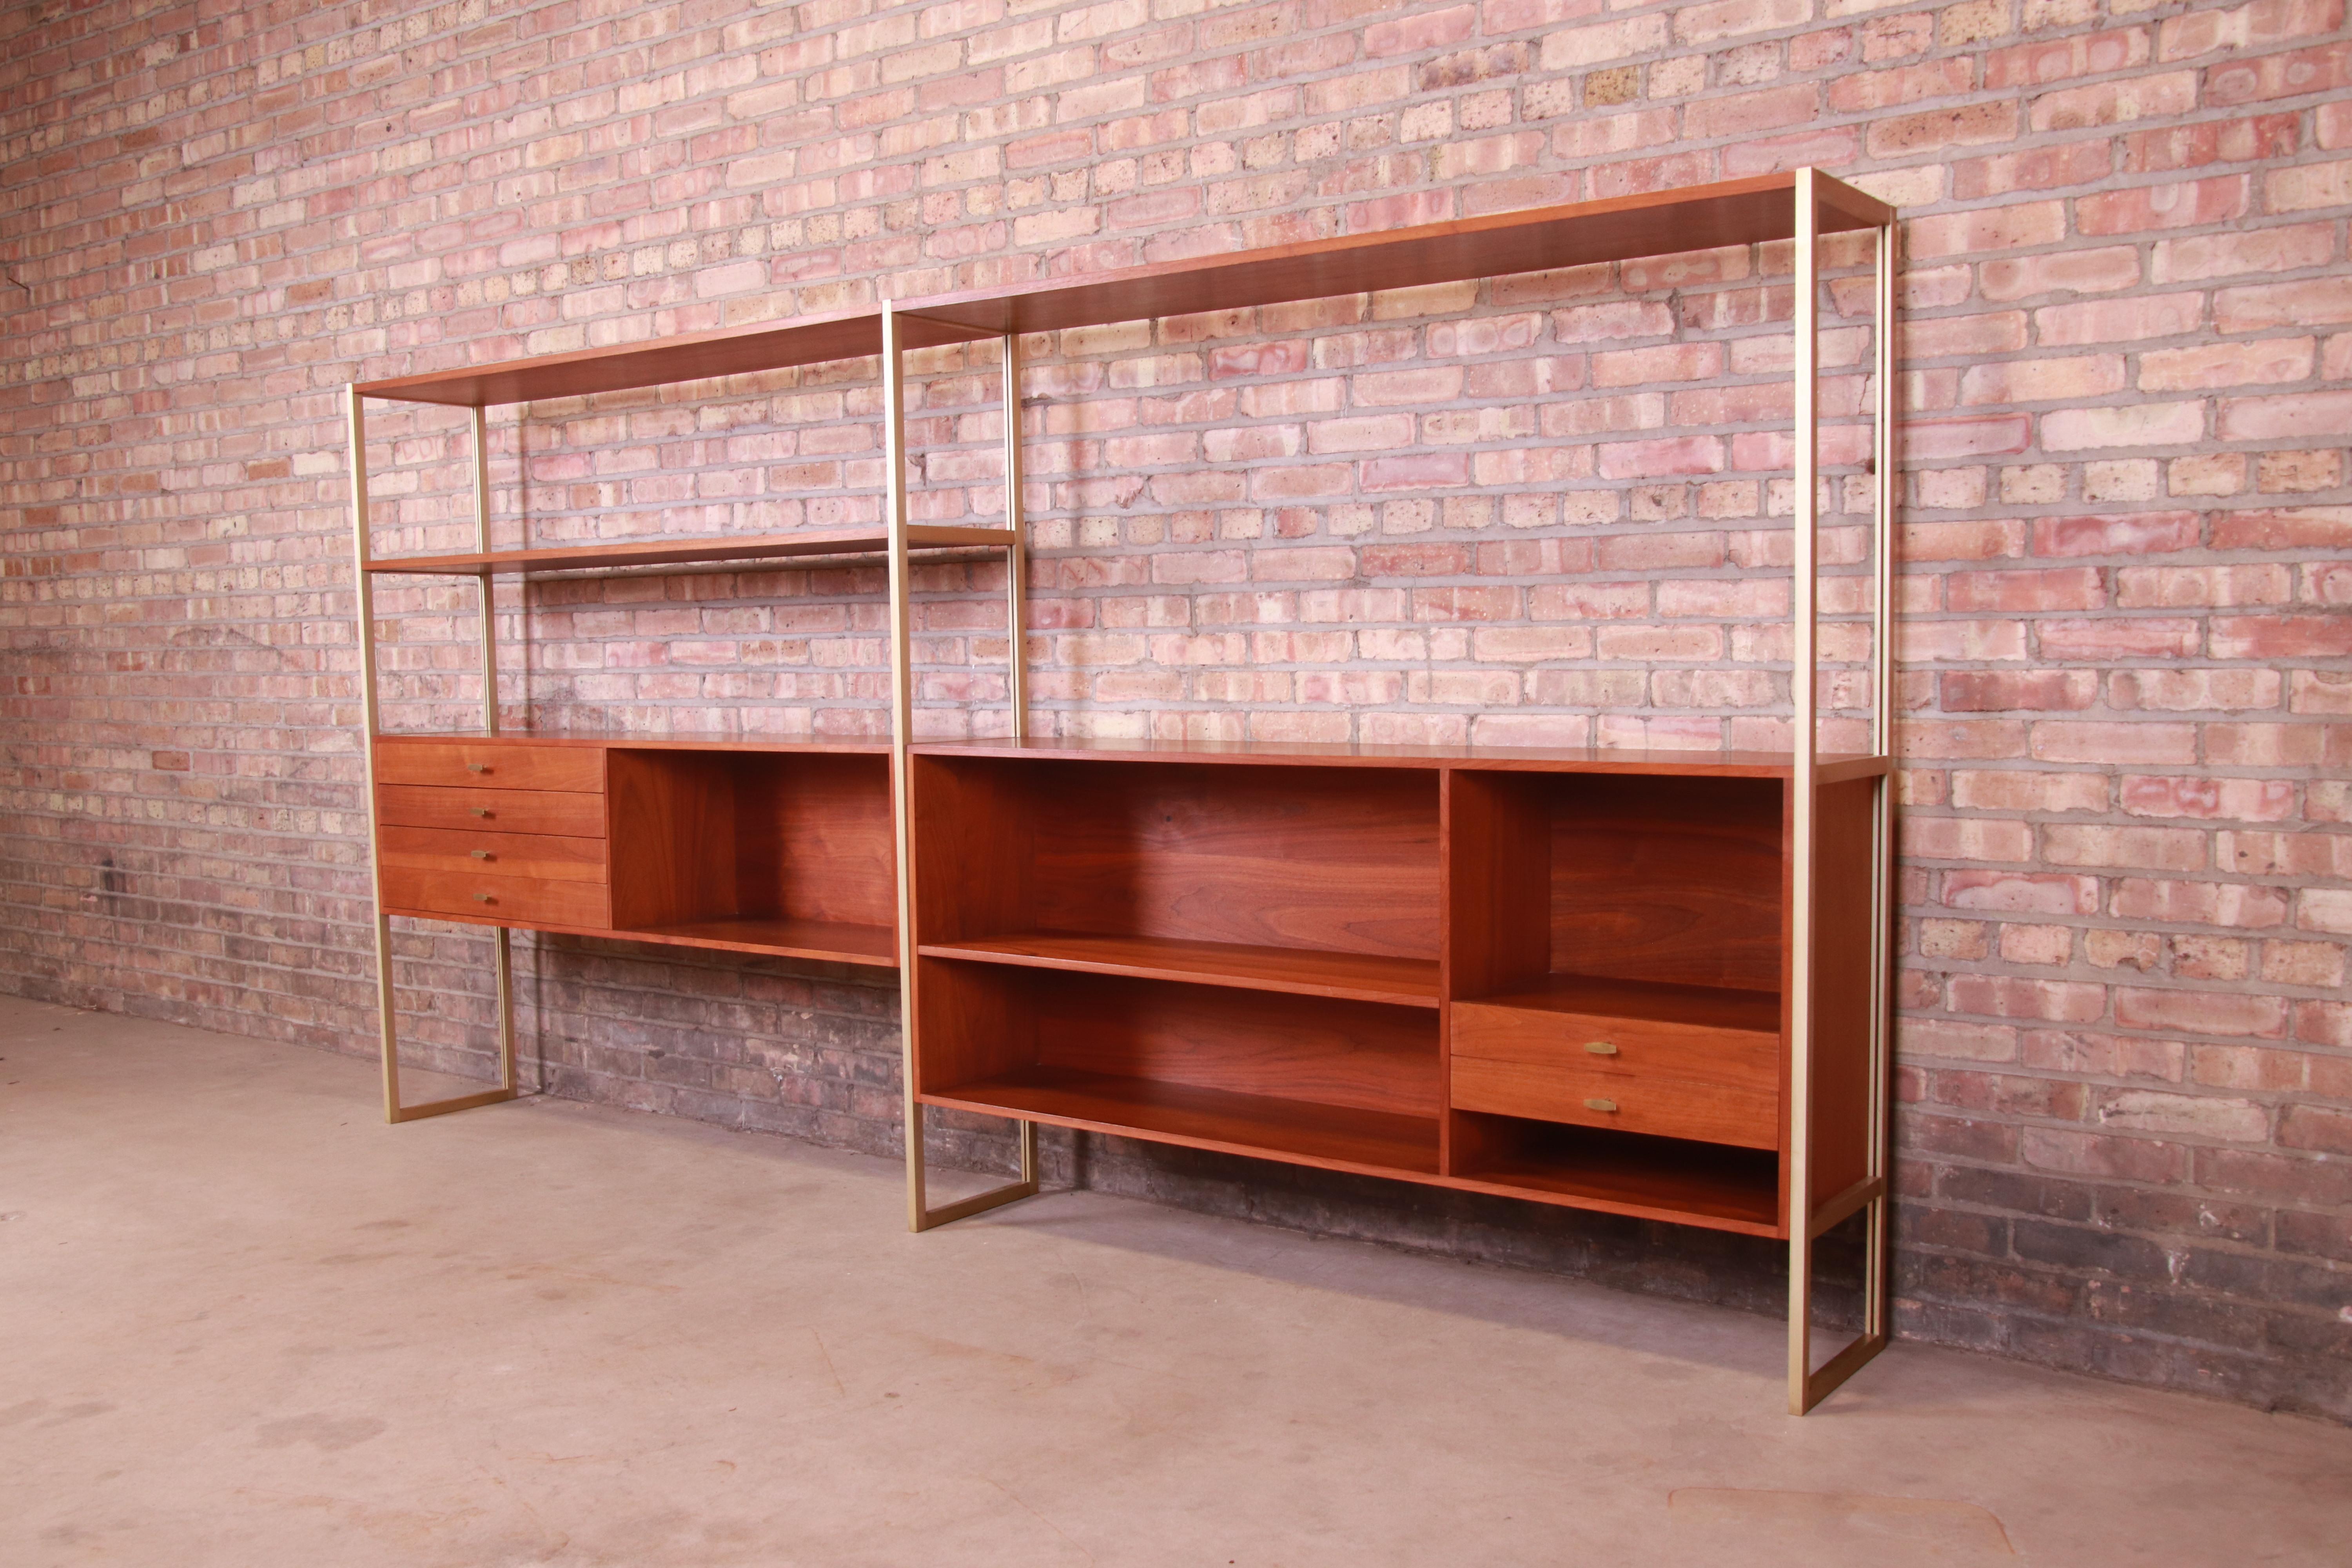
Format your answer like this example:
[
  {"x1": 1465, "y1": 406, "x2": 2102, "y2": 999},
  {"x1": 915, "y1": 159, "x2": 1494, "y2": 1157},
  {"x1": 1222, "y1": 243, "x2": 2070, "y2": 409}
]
[
  {"x1": 362, "y1": 524, "x2": 1017, "y2": 576},
  {"x1": 354, "y1": 172, "x2": 1895, "y2": 408}
]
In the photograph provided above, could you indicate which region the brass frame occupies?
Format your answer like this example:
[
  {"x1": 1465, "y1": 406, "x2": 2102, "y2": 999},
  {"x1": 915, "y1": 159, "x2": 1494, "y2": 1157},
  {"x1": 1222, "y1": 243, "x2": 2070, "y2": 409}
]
[
  {"x1": 348, "y1": 388, "x2": 522, "y2": 1122},
  {"x1": 1785, "y1": 171, "x2": 1901, "y2": 1414},
  {"x1": 885, "y1": 305, "x2": 1040, "y2": 1231},
  {"x1": 346, "y1": 174, "x2": 1900, "y2": 1407}
]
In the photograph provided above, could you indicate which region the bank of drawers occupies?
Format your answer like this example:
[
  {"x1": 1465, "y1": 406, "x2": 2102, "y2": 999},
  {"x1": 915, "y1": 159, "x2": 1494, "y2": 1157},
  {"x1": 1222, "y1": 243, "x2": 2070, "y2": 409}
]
[
  {"x1": 1451, "y1": 1002, "x2": 1779, "y2": 1150},
  {"x1": 375, "y1": 740, "x2": 609, "y2": 928}
]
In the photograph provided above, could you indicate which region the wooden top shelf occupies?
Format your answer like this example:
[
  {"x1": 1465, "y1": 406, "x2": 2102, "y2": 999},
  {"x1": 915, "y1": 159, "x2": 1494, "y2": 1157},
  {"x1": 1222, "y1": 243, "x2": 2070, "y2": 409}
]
[
  {"x1": 899, "y1": 172, "x2": 1891, "y2": 342},
  {"x1": 356, "y1": 172, "x2": 1893, "y2": 407},
  {"x1": 920, "y1": 933, "x2": 1439, "y2": 1008},
  {"x1": 914, "y1": 737, "x2": 1889, "y2": 780},
  {"x1": 363, "y1": 524, "x2": 1016, "y2": 575}
]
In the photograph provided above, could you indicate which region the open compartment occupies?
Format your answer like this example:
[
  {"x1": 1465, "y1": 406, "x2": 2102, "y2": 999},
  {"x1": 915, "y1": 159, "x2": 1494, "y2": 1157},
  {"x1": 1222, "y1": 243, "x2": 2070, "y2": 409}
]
[
  {"x1": 1446, "y1": 768, "x2": 1788, "y2": 1186},
  {"x1": 916, "y1": 959, "x2": 1443, "y2": 1176},
  {"x1": 1449, "y1": 1111, "x2": 1782, "y2": 1236},
  {"x1": 606, "y1": 748, "x2": 896, "y2": 964},
  {"x1": 911, "y1": 754, "x2": 1441, "y2": 1005}
]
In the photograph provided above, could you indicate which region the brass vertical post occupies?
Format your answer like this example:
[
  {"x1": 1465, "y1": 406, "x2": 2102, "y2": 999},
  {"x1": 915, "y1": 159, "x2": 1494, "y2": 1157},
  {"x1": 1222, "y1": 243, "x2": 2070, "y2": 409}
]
[
  {"x1": 1786, "y1": 168, "x2": 1822, "y2": 1415},
  {"x1": 890, "y1": 307, "x2": 1039, "y2": 1229}
]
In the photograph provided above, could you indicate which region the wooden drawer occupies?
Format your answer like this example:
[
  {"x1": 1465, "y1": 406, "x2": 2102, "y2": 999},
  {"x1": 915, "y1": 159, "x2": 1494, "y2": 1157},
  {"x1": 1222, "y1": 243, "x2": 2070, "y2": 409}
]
[
  {"x1": 378, "y1": 784, "x2": 607, "y2": 838},
  {"x1": 1452, "y1": 1002, "x2": 1779, "y2": 1150},
  {"x1": 380, "y1": 826, "x2": 608, "y2": 884},
  {"x1": 379, "y1": 864, "x2": 610, "y2": 929},
  {"x1": 375, "y1": 740, "x2": 604, "y2": 793}
]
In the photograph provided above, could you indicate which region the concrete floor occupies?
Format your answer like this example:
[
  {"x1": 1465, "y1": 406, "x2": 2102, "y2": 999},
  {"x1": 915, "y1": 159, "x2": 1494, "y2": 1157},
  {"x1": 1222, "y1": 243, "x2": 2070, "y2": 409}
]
[{"x1": 2, "y1": 997, "x2": 2347, "y2": 1567}]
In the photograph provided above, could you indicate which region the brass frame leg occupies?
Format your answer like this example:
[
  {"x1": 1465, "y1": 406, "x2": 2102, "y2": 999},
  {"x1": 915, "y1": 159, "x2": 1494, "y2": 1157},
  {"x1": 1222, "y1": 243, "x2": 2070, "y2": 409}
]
[
  {"x1": 379, "y1": 920, "x2": 523, "y2": 1123},
  {"x1": 907, "y1": 1105, "x2": 1040, "y2": 1231}
]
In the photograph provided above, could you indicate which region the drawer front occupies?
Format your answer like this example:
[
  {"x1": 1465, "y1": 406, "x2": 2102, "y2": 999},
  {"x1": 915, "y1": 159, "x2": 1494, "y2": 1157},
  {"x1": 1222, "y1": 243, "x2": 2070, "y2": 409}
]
[
  {"x1": 378, "y1": 785, "x2": 607, "y2": 838},
  {"x1": 375, "y1": 740, "x2": 604, "y2": 794},
  {"x1": 380, "y1": 826, "x2": 608, "y2": 884},
  {"x1": 1452, "y1": 1004, "x2": 1779, "y2": 1150},
  {"x1": 379, "y1": 865, "x2": 610, "y2": 929}
]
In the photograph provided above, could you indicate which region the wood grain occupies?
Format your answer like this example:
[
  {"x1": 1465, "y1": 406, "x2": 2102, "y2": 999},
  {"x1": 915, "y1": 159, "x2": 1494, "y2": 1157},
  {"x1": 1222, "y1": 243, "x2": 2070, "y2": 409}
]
[
  {"x1": 734, "y1": 751, "x2": 897, "y2": 929},
  {"x1": 618, "y1": 916, "x2": 896, "y2": 967},
  {"x1": 376, "y1": 740, "x2": 605, "y2": 793},
  {"x1": 377, "y1": 784, "x2": 606, "y2": 838},
  {"x1": 1452, "y1": 990, "x2": 1780, "y2": 1149},
  {"x1": 378, "y1": 825, "x2": 609, "y2": 884},
  {"x1": 1806, "y1": 775, "x2": 1880, "y2": 1207},
  {"x1": 1027, "y1": 970, "x2": 1440, "y2": 1119},
  {"x1": 1550, "y1": 773, "x2": 1784, "y2": 994},
  {"x1": 379, "y1": 866, "x2": 610, "y2": 929},
  {"x1": 917, "y1": 932, "x2": 1439, "y2": 1007},
  {"x1": 1446, "y1": 1115, "x2": 1782, "y2": 1235},
  {"x1": 606, "y1": 751, "x2": 736, "y2": 930},
  {"x1": 1018, "y1": 762, "x2": 1442, "y2": 960},
  {"x1": 923, "y1": 1067, "x2": 1442, "y2": 1178}
]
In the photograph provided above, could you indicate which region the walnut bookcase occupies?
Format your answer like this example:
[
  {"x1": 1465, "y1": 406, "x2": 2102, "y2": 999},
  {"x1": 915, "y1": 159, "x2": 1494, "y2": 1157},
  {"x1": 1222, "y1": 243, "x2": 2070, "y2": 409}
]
[{"x1": 348, "y1": 169, "x2": 1898, "y2": 1412}]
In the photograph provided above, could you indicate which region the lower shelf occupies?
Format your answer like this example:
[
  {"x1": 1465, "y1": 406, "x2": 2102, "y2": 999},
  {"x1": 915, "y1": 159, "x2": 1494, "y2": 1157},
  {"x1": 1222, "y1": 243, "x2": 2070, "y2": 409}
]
[
  {"x1": 1452, "y1": 1119, "x2": 1781, "y2": 1236},
  {"x1": 924, "y1": 1066, "x2": 1442, "y2": 1178},
  {"x1": 612, "y1": 916, "x2": 897, "y2": 966}
]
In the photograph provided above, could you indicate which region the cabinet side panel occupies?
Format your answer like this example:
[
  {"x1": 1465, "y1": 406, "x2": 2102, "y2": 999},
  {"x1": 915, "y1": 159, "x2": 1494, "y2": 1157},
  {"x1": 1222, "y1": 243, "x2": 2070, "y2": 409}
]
[
  {"x1": 1025, "y1": 763, "x2": 1441, "y2": 959},
  {"x1": 1550, "y1": 775, "x2": 1781, "y2": 993},
  {"x1": 608, "y1": 750, "x2": 734, "y2": 929},
  {"x1": 1807, "y1": 775, "x2": 1878, "y2": 1205},
  {"x1": 913, "y1": 958, "x2": 1036, "y2": 1094},
  {"x1": 1444, "y1": 769, "x2": 1550, "y2": 1001},
  {"x1": 910, "y1": 756, "x2": 1034, "y2": 943}
]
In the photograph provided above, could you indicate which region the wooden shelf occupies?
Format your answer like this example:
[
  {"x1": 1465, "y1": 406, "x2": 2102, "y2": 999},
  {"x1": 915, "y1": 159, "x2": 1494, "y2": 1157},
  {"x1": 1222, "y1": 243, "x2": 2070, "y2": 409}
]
[
  {"x1": 925, "y1": 1067, "x2": 1441, "y2": 1178},
  {"x1": 364, "y1": 524, "x2": 1015, "y2": 576},
  {"x1": 355, "y1": 174, "x2": 1892, "y2": 408},
  {"x1": 912, "y1": 736, "x2": 1888, "y2": 782},
  {"x1": 612, "y1": 916, "x2": 897, "y2": 967},
  {"x1": 1450, "y1": 1122, "x2": 1782, "y2": 1236},
  {"x1": 1466, "y1": 973, "x2": 1781, "y2": 1034},
  {"x1": 918, "y1": 933, "x2": 1438, "y2": 1008},
  {"x1": 895, "y1": 173, "x2": 1892, "y2": 340}
]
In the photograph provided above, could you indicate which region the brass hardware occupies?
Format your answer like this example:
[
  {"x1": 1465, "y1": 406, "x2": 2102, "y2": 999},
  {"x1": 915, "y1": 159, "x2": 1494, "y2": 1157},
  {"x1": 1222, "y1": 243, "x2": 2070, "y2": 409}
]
[
  {"x1": 1584, "y1": 1097, "x2": 1618, "y2": 1113},
  {"x1": 470, "y1": 850, "x2": 492, "y2": 860},
  {"x1": 466, "y1": 762, "x2": 490, "y2": 773},
  {"x1": 1584, "y1": 1041, "x2": 1618, "y2": 1055},
  {"x1": 473, "y1": 892, "x2": 493, "y2": 903},
  {"x1": 470, "y1": 807, "x2": 491, "y2": 818}
]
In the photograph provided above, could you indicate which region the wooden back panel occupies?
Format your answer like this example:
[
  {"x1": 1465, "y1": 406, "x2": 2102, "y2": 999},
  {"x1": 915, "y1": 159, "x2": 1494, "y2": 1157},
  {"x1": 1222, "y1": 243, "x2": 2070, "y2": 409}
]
[
  {"x1": 1022, "y1": 762, "x2": 1441, "y2": 959},
  {"x1": 1031, "y1": 971, "x2": 1439, "y2": 1118},
  {"x1": 733, "y1": 752, "x2": 895, "y2": 929},
  {"x1": 1548, "y1": 774, "x2": 1782, "y2": 993}
]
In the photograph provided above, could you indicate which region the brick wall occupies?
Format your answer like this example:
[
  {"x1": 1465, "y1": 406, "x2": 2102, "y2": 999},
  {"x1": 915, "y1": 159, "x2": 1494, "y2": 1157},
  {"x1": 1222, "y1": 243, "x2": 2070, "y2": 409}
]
[{"x1": 3, "y1": 0, "x2": 2347, "y2": 1419}]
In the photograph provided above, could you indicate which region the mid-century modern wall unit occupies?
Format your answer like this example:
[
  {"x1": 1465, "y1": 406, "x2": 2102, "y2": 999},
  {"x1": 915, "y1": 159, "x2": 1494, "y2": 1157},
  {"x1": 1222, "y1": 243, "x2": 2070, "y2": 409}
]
[{"x1": 347, "y1": 169, "x2": 1899, "y2": 1413}]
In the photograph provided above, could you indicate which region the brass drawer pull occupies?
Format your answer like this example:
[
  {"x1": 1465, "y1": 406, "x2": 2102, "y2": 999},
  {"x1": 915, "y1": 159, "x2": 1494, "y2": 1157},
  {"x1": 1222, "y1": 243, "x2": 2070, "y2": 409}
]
[
  {"x1": 470, "y1": 850, "x2": 493, "y2": 860},
  {"x1": 1584, "y1": 1041, "x2": 1618, "y2": 1055},
  {"x1": 470, "y1": 807, "x2": 492, "y2": 818},
  {"x1": 1584, "y1": 1097, "x2": 1618, "y2": 1113},
  {"x1": 473, "y1": 893, "x2": 494, "y2": 904},
  {"x1": 466, "y1": 762, "x2": 490, "y2": 773}
]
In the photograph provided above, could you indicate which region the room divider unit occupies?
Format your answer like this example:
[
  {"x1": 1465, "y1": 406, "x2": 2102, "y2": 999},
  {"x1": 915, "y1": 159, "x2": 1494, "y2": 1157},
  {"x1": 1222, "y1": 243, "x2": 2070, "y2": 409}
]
[{"x1": 347, "y1": 168, "x2": 1899, "y2": 1412}]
